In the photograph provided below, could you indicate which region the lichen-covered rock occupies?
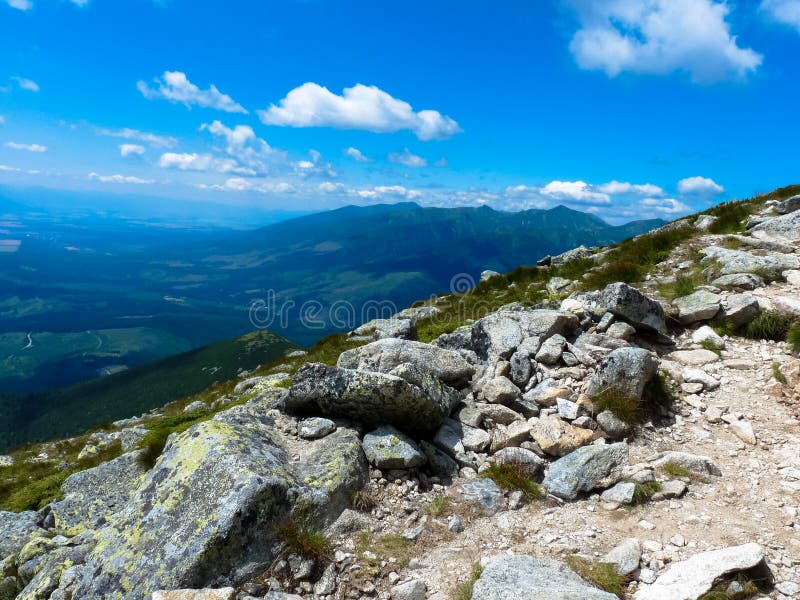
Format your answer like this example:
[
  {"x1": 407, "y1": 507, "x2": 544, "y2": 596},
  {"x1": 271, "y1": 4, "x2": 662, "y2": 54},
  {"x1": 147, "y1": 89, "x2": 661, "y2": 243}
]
[
  {"x1": 49, "y1": 451, "x2": 147, "y2": 536},
  {"x1": 287, "y1": 362, "x2": 460, "y2": 435},
  {"x1": 297, "y1": 417, "x2": 336, "y2": 440},
  {"x1": 362, "y1": 426, "x2": 425, "y2": 469},
  {"x1": 542, "y1": 442, "x2": 629, "y2": 500},
  {"x1": 701, "y1": 246, "x2": 800, "y2": 280},
  {"x1": 672, "y1": 291, "x2": 721, "y2": 325},
  {"x1": 472, "y1": 555, "x2": 618, "y2": 600},
  {"x1": 337, "y1": 338, "x2": 475, "y2": 387},
  {"x1": 471, "y1": 310, "x2": 579, "y2": 359},
  {"x1": 585, "y1": 347, "x2": 659, "y2": 401},
  {"x1": 55, "y1": 403, "x2": 366, "y2": 600},
  {"x1": 0, "y1": 511, "x2": 41, "y2": 561},
  {"x1": 596, "y1": 283, "x2": 667, "y2": 334},
  {"x1": 351, "y1": 318, "x2": 417, "y2": 341},
  {"x1": 152, "y1": 588, "x2": 236, "y2": 600},
  {"x1": 711, "y1": 273, "x2": 763, "y2": 290}
]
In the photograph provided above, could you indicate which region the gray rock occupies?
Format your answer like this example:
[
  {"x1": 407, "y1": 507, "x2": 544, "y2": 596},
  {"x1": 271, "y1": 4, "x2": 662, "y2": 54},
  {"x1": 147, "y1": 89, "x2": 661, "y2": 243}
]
[
  {"x1": 551, "y1": 245, "x2": 592, "y2": 266},
  {"x1": 481, "y1": 270, "x2": 502, "y2": 282},
  {"x1": 431, "y1": 325, "x2": 473, "y2": 352},
  {"x1": 543, "y1": 442, "x2": 629, "y2": 500},
  {"x1": 337, "y1": 338, "x2": 475, "y2": 388},
  {"x1": 433, "y1": 419, "x2": 465, "y2": 457},
  {"x1": 352, "y1": 318, "x2": 417, "y2": 341},
  {"x1": 447, "y1": 478, "x2": 505, "y2": 513},
  {"x1": 0, "y1": 455, "x2": 12, "y2": 468},
  {"x1": 362, "y1": 426, "x2": 426, "y2": 469},
  {"x1": 472, "y1": 555, "x2": 618, "y2": 600},
  {"x1": 297, "y1": 417, "x2": 336, "y2": 440},
  {"x1": 774, "y1": 193, "x2": 800, "y2": 215},
  {"x1": 597, "y1": 283, "x2": 667, "y2": 334},
  {"x1": 479, "y1": 376, "x2": 521, "y2": 405},
  {"x1": 694, "y1": 215, "x2": 718, "y2": 230},
  {"x1": 556, "y1": 398, "x2": 580, "y2": 420},
  {"x1": 489, "y1": 421, "x2": 533, "y2": 453},
  {"x1": 184, "y1": 400, "x2": 207, "y2": 413},
  {"x1": 151, "y1": 590, "x2": 236, "y2": 600},
  {"x1": 651, "y1": 451, "x2": 721, "y2": 476},
  {"x1": 681, "y1": 368, "x2": 720, "y2": 391},
  {"x1": 603, "y1": 538, "x2": 642, "y2": 576},
  {"x1": 751, "y1": 208, "x2": 800, "y2": 242},
  {"x1": 524, "y1": 379, "x2": 571, "y2": 407},
  {"x1": 471, "y1": 310, "x2": 579, "y2": 359},
  {"x1": 535, "y1": 334, "x2": 566, "y2": 365},
  {"x1": 573, "y1": 332, "x2": 630, "y2": 352},
  {"x1": 476, "y1": 403, "x2": 522, "y2": 426},
  {"x1": 701, "y1": 245, "x2": 800, "y2": 280},
  {"x1": 600, "y1": 481, "x2": 636, "y2": 505},
  {"x1": 490, "y1": 447, "x2": 544, "y2": 477},
  {"x1": 58, "y1": 404, "x2": 367, "y2": 600},
  {"x1": 651, "y1": 480, "x2": 687, "y2": 501},
  {"x1": 0, "y1": 510, "x2": 40, "y2": 560},
  {"x1": 585, "y1": 347, "x2": 659, "y2": 401},
  {"x1": 49, "y1": 451, "x2": 147, "y2": 536},
  {"x1": 419, "y1": 441, "x2": 458, "y2": 479},
  {"x1": 509, "y1": 351, "x2": 533, "y2": 388},
  {"x1": 596, "y1": 410, "x2": 631, "y2": 439},
  {"x1": 691, "y1": 325, "x2": 725, "y2": 349},
  {"x1": 718, "y1": 293, "x2": 759, "y2": 327},
  {"x1": 394, "y1": 305, "x2": 441, "y2": 321},
  {"x1": 606, "y1": 321, "x2": 635, "y2": 340},
  {"x1": 673, "y1": 291, "x2": 721, "y2": 325},
  {"x1": 390, "y1": 579, "x2": 426, "y2": 600},
  {"x1": 516, "y1": 335, "x2": 543, "y2": 358},
  {"x1": 531, "y1": 416, "x2": 593, "y2": 457},
  {"x1": 288, "y1": 362, "x2": 460, "y2": 435},
  {"x1": 119, "y1": 427, "x2": 148, "y2": 453},
  {"x1": 633, "y1": 543, "x2": 767, "y2": 600},
  {"x1": 447, "y1": 515, "x2": 464, "y2": 533},
  {"x1": 461, "y1": 424, "x2": 492, "y2": 453},
  {"x1": 711, "y1": 273, "x2": 764, "y2": 291}
]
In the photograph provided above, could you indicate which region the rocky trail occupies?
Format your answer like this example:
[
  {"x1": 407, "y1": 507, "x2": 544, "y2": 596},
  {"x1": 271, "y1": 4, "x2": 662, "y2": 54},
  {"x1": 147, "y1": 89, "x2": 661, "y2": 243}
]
[{"x1": 2, "y1": 191, "x2": 800, "y2": 600}]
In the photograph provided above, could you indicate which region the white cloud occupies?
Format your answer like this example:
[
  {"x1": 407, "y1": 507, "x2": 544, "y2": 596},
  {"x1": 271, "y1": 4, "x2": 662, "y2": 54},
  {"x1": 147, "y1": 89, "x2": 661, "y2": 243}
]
[
  {"x1": 762, "y1": 0, "x2": 800, "y2": 31},
  {"x1": 540, "y1": 180, "x2": 612, "y2": 205},
  {"x1": 138, "y1": 71, "x2": 247, "y2": 113},
  {"x1": 89, "y1": 172, "x2": 154, "y2": 185},
  {"x1": 344, "y1": 147, "x2": 370, "y2": 162},
  {"x1": 70, "y1": 0, "x2": 89, "y2": 5},
  {"x1": 5, "y1": 0, "x2": 32, "y2": 11},
  {"x1": 158, "y1": 152, "x2": 254, "y2": 175},
  {"x1": 0, "y1": 115, "x2": 5, "y2": 124},
  {"x1": 200, "y1": 120, "x2": 285, "y2": 176},
  {"x1": 0, "y1": 164, "x2": 22, "y2": 172},
  {"x1": 641, "y1": 197, "x2": 691, "y2": 214},
  {"x1": 318, "y1": 181, "x2": 345, "y2": 193},
  {"x1": 5, "y1": 141, "x2": 47, "y2": 152},
  {"x1": 197, "y1": 177, "x2": 295, "y2": 194},
  {"x1": 388, "y1": 148, "x2": 428, "y2": 168},
  {"x1": 678, "y1": 175, "x2": 724, "y2": 196},
  {"x1": 596, "y1": 180, "x2": 665, "y2": 196},
  {"x1": 11, "y1": 77, "x2": 39, "y2": 92},
  {"x1": 566, "y1": 0, "x2": 762, "y2": 83},
  {"x1": 119, "y1": 144, "x2": 145, "y2": 157},
  {"x1": 259, "y1": 83, "x2": 461, "y2": 140},
  {"x1": 97, "y1": 127, "x2": 177, "y2": 148},
  {"x1": 354, "y1": 185, "x2": 422, "y2": 200}
]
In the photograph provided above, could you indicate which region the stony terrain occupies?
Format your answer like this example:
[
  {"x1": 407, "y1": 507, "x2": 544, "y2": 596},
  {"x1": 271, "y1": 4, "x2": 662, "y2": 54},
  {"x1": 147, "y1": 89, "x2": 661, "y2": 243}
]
[{"x1": 2, "y1": 190, "x2": 800, "y2": 600}]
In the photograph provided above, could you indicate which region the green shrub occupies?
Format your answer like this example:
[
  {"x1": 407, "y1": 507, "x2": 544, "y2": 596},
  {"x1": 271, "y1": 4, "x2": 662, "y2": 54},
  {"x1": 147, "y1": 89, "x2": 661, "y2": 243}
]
[
  {"x1": 592, "y1": 389, "x2": 639, "y2": 424},
  {"x1": 275, "y1": 518, "x2": 331, "y2": 560},
  {"x1": 451, "y1": 563, "x2": 484, "y2": 600},
  {"x1": 745, "y1": 311, "x2": 795, "y2": 341},
  {"x1": 565, "y1": 556, "x2": 626, "y2": 598},
  {"x1": 706, "y1": 201, "x2": 756, "y2": 234},
  {"x1": 629, "y1": 479, "x2": 662, "y2": 504},
  {"x1": 480, "y1": 463, "x2": 543, "y2": 502},
  {"x1": 787, "y1": 322, "x2": 800, "y2": 354}
]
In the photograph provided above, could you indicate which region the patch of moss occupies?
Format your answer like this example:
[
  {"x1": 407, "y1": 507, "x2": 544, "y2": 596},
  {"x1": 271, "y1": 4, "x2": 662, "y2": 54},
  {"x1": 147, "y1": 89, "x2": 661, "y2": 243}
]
[
  {"x1": 480, "y1": 463, "x2": 543, "y2": 502},
  {"x1": 663, "y1": 462, "x2": 690, "y2": 477},
  {"x1": 565, "y1": 555, "x2": 626, "y2": 598},
  {"x1": 357, "y1": 532, "x2": 415, "y2": 570}
]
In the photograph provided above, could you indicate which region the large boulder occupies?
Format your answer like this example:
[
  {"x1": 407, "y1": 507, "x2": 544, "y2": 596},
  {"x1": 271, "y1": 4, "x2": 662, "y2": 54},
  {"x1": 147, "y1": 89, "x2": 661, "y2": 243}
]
[
  {"x1": 48, "y1": 402, "x2": 366, "y2": 600},
  {"x1": 472, "y1": 555, "x2": 618, "y2": 600},
  {"x1": 633, "y1": 543, "x2": 768, "y2": 600},
  {"x1": 585, "y1": 347, "x2": 659, "y2": 401},
  {"x1": 471, "y1": 310, "x2": 579, "y2": 359},
  {"x1": 542, "y1": 442, "x2": 629, "y2": 500},
  {"x1": 701, "y1": 246, "x2": 800, "y2": 280},
  {"x1": 0, "y1": 511, "x2": 40, "y2": 561},
  {"x1": 751, "y1": 209, "x2": 800, "y2": 242},
  {"x1": 774, "y1": 194, "x2": 800, "y2": 215},
  {"x1": 351, "y1": 318, "x2": 417, "y2": 341},
  {"x1": 718, "y1": 293, "x2": 759, "y2": 327},
  {"x1": 672, "y1": 291, "x2": 721, "y2": 325},
  {"x1": 596, "y1": 283, "x2": 667, "y2": 334},
  {"x1": 49, "y1": 451, "x2": 148, "y2": 536},
  {"x1": 287, "y1": 362, "x2": 460, "y2": 435},
  {"x1": 337, "y1": 338, "x2": 475, "y2": 388}
]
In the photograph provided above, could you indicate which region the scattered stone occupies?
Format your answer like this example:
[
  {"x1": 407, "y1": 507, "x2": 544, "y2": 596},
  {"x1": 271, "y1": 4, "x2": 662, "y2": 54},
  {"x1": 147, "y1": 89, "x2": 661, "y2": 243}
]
[
  {"x1": 476, "y1": 403, "x2": 522, "y2": 425},
  {"x1": 596, "y1": 282, "x2": 668, "y2": 334},
  {"x1": 489, "y1": 420, "x2": 532, "y2": 453},
  {"x1": 603, "y1": 538, "x2": 642, "y2": 576},
  {"x1": 391, "y1": 579, "x2": 427, "y2": 600},
  {"x1": 472, "y1": 555, "x2": 618, "y2": 599},
  {"x1": 524, "y1": 380, "x2": 571, "y2": 407},
  {"x1": 727, "y1": 418, "x2": 757, "y2": 445},
  {"x1": 481, "y1": 270, "x2": 501, "y2": 282},
  {"x1": 606, "y1": 321, "x2": 636, "y2": 340},
  {"x1": 535, "y1": 334, "x2": 566, "y2": 365},
  {"x1": 542, "y1": 442, "x2": 629, "y2": 500},
  {"x1": 352, "y1": 317, "x2": 417, "y2": 341},
  {"x1": 651, "y1": 480, "x2": 687, "y2": 501},
  {"x1": 509, "y1": 351, "x2": 533, "y2": 388},
  {"x1": 480, "y1": 376, "x2": 521, "y2": 405},
  {"x1": 471, "y1": 310, "x2": 579, "y2": 359},
  {"x1": 691, "y1": 325, "x2": 725, "y2": 349},
  {"x1": 297, "y1": 417, "x2": 336, "y2": 440},
  {"x1": 556, "y1": 397, "x2": 580, "y2": 420},
  {"x1": 0, "y1": 455, "x2": 13, "y2": 467},
  {"x1": 362, "y1": 426, "x2": 426, "y2": 469},
  {"x1": 633, "y1": 543, "x2": 768, "y2": 600},
  {"x1": 682, "y1": 368, "x2": 720, "y2": 391},
  {"x1": 531, "y1": 416, "x2": 594, "y2": 457},
  {"x1": 673, "y1": 291, "x2": 721, "y2": 325},
  {"x1": 585, "y1": 347, "x2": 659, "y2": 401},
  {"x1": 652, "y1": 451, "x2": 721, "y2": 476},
  {"x1": 447, "y1": 478, "x2": 505, "y2": 513},
  {"x1": 596, "y1": 410, "x2": 631, "y2": 439},
  {"x1": 665, "y1": 349, "x2": 719, "y2": 366},
  {"x1": 448, "y1": 515, "x2": 464, "y2": 533},
  {"x1": 490, "y1": 447, "x2": 544, "y2": 477},
  {"x1": 711, "y1": 273, "x2": 764, "y2": 291},
  {"x1": 600, "y1": 481, "x2": 636, "y2": 505}
]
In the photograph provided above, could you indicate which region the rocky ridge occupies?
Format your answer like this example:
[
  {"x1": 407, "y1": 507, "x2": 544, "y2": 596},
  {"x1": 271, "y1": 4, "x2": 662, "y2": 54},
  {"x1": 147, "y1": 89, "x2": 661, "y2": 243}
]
[{"x1": 2, "y1": 189, "x2": 800, "y2": 599}]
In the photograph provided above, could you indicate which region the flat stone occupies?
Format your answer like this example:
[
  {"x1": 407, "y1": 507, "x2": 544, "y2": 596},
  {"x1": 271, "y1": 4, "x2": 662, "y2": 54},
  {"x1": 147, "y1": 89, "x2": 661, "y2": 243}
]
[
  {"x1": 711, "y1": 273, "x2": 764, "y2": 291},
  {"x1": 652, "y1": 480, "x2": 687, "y2": 501},
  {"x1": 652, "y1": 451, "x2": 721, "y2": 476},
  {"x1": 665, "y1": 349, "x2": 719, "y2": 366},
  {"x1": 531, "y1": 416, "x2": 594, "y2": 457},
  {"x1": 447, "y1": 478, "x2": 505, "y2": 513},
  {"x1": 681, "y1": 368, "x2": 720, "y2": 391},
  {"x1": 152, "y1": 590, "x2": 236, "y2": 600},
  {"x1": 600, "y1": 482, "x2": 636, "y2": 505},
  {"x1": 362, "y1": 426, "x2": 426, "y2": 469},
  {"x1": 673, "y1": 291, "x2": 721, "y2": 325},
  {"x1": 480, "y1": 377, "x2": 521, "y2": 405},
  {"x1": 390, "y1": 579, "x2": 427, "y2": 600},
  {"x1": 297, "y1": 417, "x2": 336, "y2": 439},
  {"x1": 489, "y1": 447, "x2": 544, "y2": 477},
  {"x1": 691, "y1": 325, "x2": 725, "y2": 349},
  {"x1": 603, "y1": 538, "x2": 642, "y2": 576},
  {"x1": 542, "y1": 442, "x2": 629, "y2": 500}
]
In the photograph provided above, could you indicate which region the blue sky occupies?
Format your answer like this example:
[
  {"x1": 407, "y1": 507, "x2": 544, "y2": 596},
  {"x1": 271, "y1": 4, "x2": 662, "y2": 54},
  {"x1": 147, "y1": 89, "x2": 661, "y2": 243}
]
[{"x1": 1, "y1": 0, "x2": 799, "y2": 223}]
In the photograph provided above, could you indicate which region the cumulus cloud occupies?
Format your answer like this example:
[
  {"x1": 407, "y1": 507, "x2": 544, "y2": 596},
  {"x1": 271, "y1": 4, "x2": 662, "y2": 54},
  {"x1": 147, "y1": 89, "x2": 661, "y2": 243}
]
[
  {"x1": 641, "y1": 197, "x2": 691, "y2": 214},
  {"x1": 138, "y1": 71, "x2": 247, "y2": 113},
  {"x1": 353, "y1": 185, "x2": 422, "y2": 200},
  {"x1": 258, "y1": 83, "x2": 461, "y2": 141},
  {"x1": 344, "y1": 147, "x2": 370, "y2": 162},
  {"x1": 5, "y1": 141, "x2": 47, "y2": 152},
  {"x1": 540, "y1": 180, "x2": 612, "y2": 205},
  {"x1": 761, "y1": 0, "x2": 800, "y2": 31},
  {"x1": 119, "y1": 144, "x2": 145, "y2": 157},
  {"x1": 318, "y1": 181, "x2": 345, "y2": 193},
  {"x1": 388, "y1": 148, "x2": 428, "y2": 168},
  {"x1": 89, "y1": 172, "x2": 154, "y2": 184},
  {"x1": 566, "y1": 0, "x2": 762, "y2": 83},
  {"x1": 0, "y1": 164, "x2": 22, "y2": 172},
  {"x1": 199, "y1": 120, "x2": 286, "y2": 177},
  {"x1": 678, "y1": 176, "x2": 724, "y2": 196},
  {"x1": 4, "y1": 0, "x2": 32, "y2": 10},
  {"x1": 197, "y1": 177, "x2": 295, "y2": 194},
  {"x1": 158, "y1": 152, "x2": 254, "y2": 175},
  {"x1": 11, "y1": 77, "x2": 39, "y2": 92},
  {"x1": 97, "y1": 127, "x2": 177, "y2": 148},
  {"x1": 596, "y1": 180, "x2": 665, "y2": 196}
]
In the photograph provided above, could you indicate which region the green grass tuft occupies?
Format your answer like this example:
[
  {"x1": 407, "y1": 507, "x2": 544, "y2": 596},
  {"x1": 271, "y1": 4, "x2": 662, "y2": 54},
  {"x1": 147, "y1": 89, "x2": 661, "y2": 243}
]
[
  {"x1": 663, "y1": 462, "x2": 690, "y2": 478},
  {"x1": 424, "y1": 495, "x2": 452, "y2": 517},
  {"x1": 627, "y1": 479, "x2": 662, "y2": 504},
  {"x1": 451, "y1": 563, "x2": 484, "y2": 600},
  {"x1": 745, "y1": 311, "x2": 795, "y2": 341},
  {"x1": 275, "y1": 518, "x2": 332, "y2": 561},
  {"x1": 565, "y1": 556, "x2": 626, "y2": 598},
  {"x1": 658, "y1": 272, "x2": 703, "y2": 300},
  {"x1": 592, "y1": 389, "x2": 639, "y2": 424},
  {"x1": 787, "y1": 322, "x2": 800, "y2": 354},
  {"x1": 480, "y1": 463, "x2": 543, "y2": 502},
  {"x1": 772, "y1": 362, "x2": 787, "y2": 385},
  {"x1": 357, "y1": 532, "x2": 415, "y2": 570},
  {"x1": 351, "y1": 489, "x2": 378, "y2": 512},
  {"x1": 699, "y1": 339, "x2": 722, "y2": 355}
]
